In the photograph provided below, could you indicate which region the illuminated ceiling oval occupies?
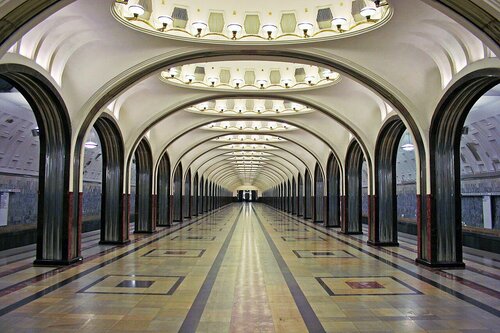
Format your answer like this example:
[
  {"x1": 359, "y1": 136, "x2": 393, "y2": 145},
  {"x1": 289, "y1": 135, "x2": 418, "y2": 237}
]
[
  {"x1": 204, "y1": 121, "x2": 295, "y2": 132},
  {"x1": 161, "y1": 61, "x2": 340, "y2": 91},
  {"x1": 213, "y1": 135, "x2": 286, "y2": 143},
  {"x1": 113, "y1": 0, "x2": 392, "y2": 45},
  {"x1": 187, "y1": 99, "x2": 313, "y2": 116}
]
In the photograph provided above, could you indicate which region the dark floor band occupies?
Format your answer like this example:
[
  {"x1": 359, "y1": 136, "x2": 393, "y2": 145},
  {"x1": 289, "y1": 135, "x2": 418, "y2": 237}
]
[
  {"x1": 178, "y1": 206, "x2": 243, "y2": 333},
  {"x1": 253, "y1": 206, "x2": 326, "y2": 333}
]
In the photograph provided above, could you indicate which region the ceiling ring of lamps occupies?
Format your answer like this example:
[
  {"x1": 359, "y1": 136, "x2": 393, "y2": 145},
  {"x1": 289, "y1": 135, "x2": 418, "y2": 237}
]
[
  {"x1": 113, "y1": 0, "x2": 391, "y2": 44},
  {"x1": 162, "y1": 61, "x2": 340, "y2": 92}
]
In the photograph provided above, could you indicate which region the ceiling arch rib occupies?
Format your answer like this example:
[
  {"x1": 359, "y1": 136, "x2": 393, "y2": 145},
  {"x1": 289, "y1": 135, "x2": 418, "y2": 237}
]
[
  {"x1": 179, "y1": 137, "x2": 315, "y2": 177},
  {"x1": 188, "y1": 149, "x2": 303, "y2": 181}
]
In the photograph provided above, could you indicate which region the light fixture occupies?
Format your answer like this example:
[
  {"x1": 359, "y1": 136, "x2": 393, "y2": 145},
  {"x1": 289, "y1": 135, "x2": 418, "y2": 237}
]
[
  {"x1": 360, "y1": 7, "x2": 377, "y2": 20},
  {"x1": 227, "y1": 23, "x2": 242, "y2": 40},
  {"x1": 192, "y1": 21, "x2": 208, "y2": 37},
  {"x1": 401, "y1": 132, "x2": 415, "y2": 151},
  {"x1": 322, "y1": 69, "x2": 332, "y2": 80},
  {"x1": 128, "y1": 4, "x2": 145, "y2": 19},
  {"x1": 208, "y1": 77, "x2": 218, "y2": 87},
  {"x1": 233, "y1": 78, "x2": 244, "y2": 88},
  {"x1": 332, "y1": 17, "x2": 347, "y2": 31},
  {"x1": 184, "y1": 74, "x2": 195, "y2": 83},
  {"x1": 281, "y1": 78, "x2": 292, "y2": 88},
  {"x1": 297, "y1": 22, "x2": 314, "y2": 38},
  {"x1": 157, "y1": 15, "x2": 173, "y2": 31},
  {"x1": 85, "y1": 141, "x2": 98, "y2": 149},
  {"x1": 262, "y1": 24, "x2": 278, "y2": 40},
  {"x1": 168, "y1": 68, "x2": 178, "y2": 78},
  {"x1": 256, "y1": 79, "x2": 268, "y2": 89},
  {"x1": 304, "y1": 75, "x2": 315, "y2": 85}
]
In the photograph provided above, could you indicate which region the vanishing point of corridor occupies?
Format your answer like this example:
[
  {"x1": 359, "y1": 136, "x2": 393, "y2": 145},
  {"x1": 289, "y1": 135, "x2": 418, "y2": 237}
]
[{"x1": 0, "y1": 203, "x2": 498, "y2": 332}]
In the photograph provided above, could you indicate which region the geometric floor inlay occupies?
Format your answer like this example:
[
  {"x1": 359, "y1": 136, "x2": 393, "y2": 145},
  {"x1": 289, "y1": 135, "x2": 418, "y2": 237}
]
[
  {"x1": 281, "y1": 236, "x2": 326, "y2": 242},
  {"x1": 142, "y1": 249, "x2": 206, "y2": 257},
  {"x1": 78, "y1": 275, "x2": 185, "y2": 295},
  {"x1": 171, "y1": 235, "x2": 216, "y2": 241},
  {"x1": 316, "y1": 276, "x2": 422, "y2": 296},
  {"x1": 292, "y1": 250, "x2": 355, "y2": 258}
]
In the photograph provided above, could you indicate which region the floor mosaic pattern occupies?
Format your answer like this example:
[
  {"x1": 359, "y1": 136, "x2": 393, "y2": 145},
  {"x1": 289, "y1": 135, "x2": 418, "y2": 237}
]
[{"x1": 0, "y1": 203, "x2": 499, "y2": 332}]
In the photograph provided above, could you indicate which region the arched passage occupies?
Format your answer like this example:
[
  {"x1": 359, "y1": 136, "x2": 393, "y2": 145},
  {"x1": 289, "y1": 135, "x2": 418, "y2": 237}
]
[
  {"x1": 173, "y1": 163, "x2": 183, "y2": 222},
  {"x1": 0, "y1": 64, "x2": 75, "y2": 265},
  {"x1": 93, "y1": 115, "x2": 127, "y2": 244},
  {"x1": 287, "y1": 179, "x2": 292, "y2": 213},
  {"x1": 291, "y1": 177, "x2": 297, "y2": 215},
  {"x1": 326, "y1": 154, "x2": 341, "y2": 227},
  {"x1": 199, "y1": 176, "x2": 205, "y2": 214},
  {"x1": 192, "y1": 172, "x2": 199, "y2": 216},
  {"x1": 304, "y1": 170, "x2": 313, "y2": 219},
  {"x1": 372, "y1": 117, "x2": 407, "y2": 246},
  {"x1": 314, "y1": 163, "x2": 325, "y2": 223},
  {"x1": 343, "y1": 140, "x2": 365, "y2": 235},
  {"x1": 184, "y1": 168, "x2": 191, "y2": 219},
  {"x1": 298, "y1": 174, "x2": 304, "y2": 216},
  {"x1": 133, "y1": 139, "x2": 154, "y2": 233},
  {"x1": 426, "y1": 68, "x2": 500, "y2": 267},
  {"x1": 157, "y1": 152, "x2": 171, "y2": 226}
]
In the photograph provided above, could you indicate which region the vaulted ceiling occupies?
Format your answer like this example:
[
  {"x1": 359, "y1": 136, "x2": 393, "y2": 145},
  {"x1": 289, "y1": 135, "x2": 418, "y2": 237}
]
[{"x1": 0, "y1": 0, "x2": 498, "y2": 193}]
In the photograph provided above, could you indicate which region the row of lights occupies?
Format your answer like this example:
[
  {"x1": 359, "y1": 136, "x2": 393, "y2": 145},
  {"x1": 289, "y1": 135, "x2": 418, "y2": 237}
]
[
  {"x1": 128, "y1": 5, "x2": 380, "y2": 39},
  {"x1": 171, "y1": 68, "x2": 334, "y2": 88}
]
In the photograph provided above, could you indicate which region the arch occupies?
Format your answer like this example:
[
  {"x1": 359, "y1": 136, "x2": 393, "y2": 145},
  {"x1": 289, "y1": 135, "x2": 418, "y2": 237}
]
[
  {"x1": 304, "y1": 170, "x2": 313, "y2": 219},
  {"x1": 133, "y1": 138, "x2": 154, "y2": 233},
  {"x1": 314, "y1": 163, "x2": 325, "y2": 223},
  {"x1": 425, "y1": 68, "x2": 500, "y2": 267},
  {"x1": 287, "y1": 179, "x2": 292, "y2": 213},
  {"x1": 371, "y1": 116, "x2": 407, "y2": 246},
  {"x1": 204, "y1": 179, "x2": 209, "y2": 212},
  {"x1": 198, "y1": 176, "x2": 204, "y2": 214},
  {"x1": 343, "y1": 140, "x2": 365, "y2": 235},
  {"x1": 93, "y1": 114, "x2": 128, "y2": 244},
  {"x1": 192, "y1": 172, "x2": 199, "y2": 216},
  {"x1": 291, "y1": 177, "x2": 297, "y2": 215},
  {"x1": 173, "y1": 162, "x2": 183, "y2": 222},
  {"x1": 184, "y1": 168, "x2": 192, "y2": 219},
  {"x1": 156, "y1": 152, "x2": 171, "y2": 226},
  {"x1": 298, "y1": 174, "x2": 304, "y2": 216},
  {"x1": 326, "y1": 153, "x2": 341, "y2": 228},
  {"x1": 0, "y1": 64, "x2": 75, "y2": 265}
]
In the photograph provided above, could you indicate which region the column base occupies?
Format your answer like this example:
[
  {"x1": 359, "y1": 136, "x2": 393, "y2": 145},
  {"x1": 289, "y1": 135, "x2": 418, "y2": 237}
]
[
  {"x1": 325, "y1": 224, "x2": 341, "y2": 228},
  {"x1": 415, "y1": 258, "x2": 465, "y2": 269},
  {"x1": 368, "y1": 241, "x2": 399, "y2": 247},
  {"x1": 99, "y1": 240, "x2": 131, "y2": 246},
  {"x1": 314, "y1": 220, "x2": 324, "y2": 224},
  {"x1": 342, "y1": 231, "x2": 363, "y2": 235},
  {"x1": 34, "y1": 256, "x2": 83, "y2": 267}
]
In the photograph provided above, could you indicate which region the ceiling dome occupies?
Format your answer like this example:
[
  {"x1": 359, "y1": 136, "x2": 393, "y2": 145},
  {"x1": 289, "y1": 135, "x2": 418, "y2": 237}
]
[{"x1": 113, "y1": 0, "x2": 392, "y2": 44}]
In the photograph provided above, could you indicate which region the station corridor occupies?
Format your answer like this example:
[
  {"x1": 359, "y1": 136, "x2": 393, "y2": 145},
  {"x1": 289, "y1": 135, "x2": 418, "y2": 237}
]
[{"x1": 0, "y1": 203, "x2": 497, "y2": 333}]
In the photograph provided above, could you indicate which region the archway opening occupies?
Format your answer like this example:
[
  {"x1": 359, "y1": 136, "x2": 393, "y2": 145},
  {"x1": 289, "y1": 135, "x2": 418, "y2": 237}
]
[
  {"x1": 326, "y1": 155, "x2": 341, "y2": 227},
  {"x1": 314, "y1": 163, "x2": 324, "y2": 223},
  {"x1": 343, "y1": 141, "x2": 365, "y2": 235},
  {"x1": 298, "y1": 174, "x2": 304, "y2": 216},
  {"x1": 133, "y1": 139, "x2": 153, "y2": 233},
  {"x1": 184, "y1": 169, "x2": 191, "y2": 219},
  {"x1": 173, "y1": 163, "x2": 183, "y2": 222},
  {"x1": 429, "y1": 71, "x2": 500, "y2": 266},
  {"x1": 157, "y1": 153, "x2": 171, "y2": 226},
  {"x1": 304, "y1": 170, "x2": 312, "y2": 219},
  {"x1": 0, "y1": 80, "x2": 40, "y2": 251},
  {"x1": 459, "y1": 84, "x2": 500, "y2": 253}
]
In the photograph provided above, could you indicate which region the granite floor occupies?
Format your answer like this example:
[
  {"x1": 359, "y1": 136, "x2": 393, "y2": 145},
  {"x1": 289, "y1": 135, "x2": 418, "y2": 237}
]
[{"x1": 0, "y1": 203, "x2": 499, "y2": 332}]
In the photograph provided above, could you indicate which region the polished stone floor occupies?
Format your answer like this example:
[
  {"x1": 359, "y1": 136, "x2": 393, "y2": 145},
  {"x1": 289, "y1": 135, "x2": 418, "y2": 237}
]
[{"x1": 0, "y1": 203, "x2": 499, "y2": 332}]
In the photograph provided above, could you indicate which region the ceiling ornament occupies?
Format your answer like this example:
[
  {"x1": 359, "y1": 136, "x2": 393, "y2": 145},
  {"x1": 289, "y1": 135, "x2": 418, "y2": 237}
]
[{"x1": 113, "y1": 1, "x2": 391, "y2": 44}]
